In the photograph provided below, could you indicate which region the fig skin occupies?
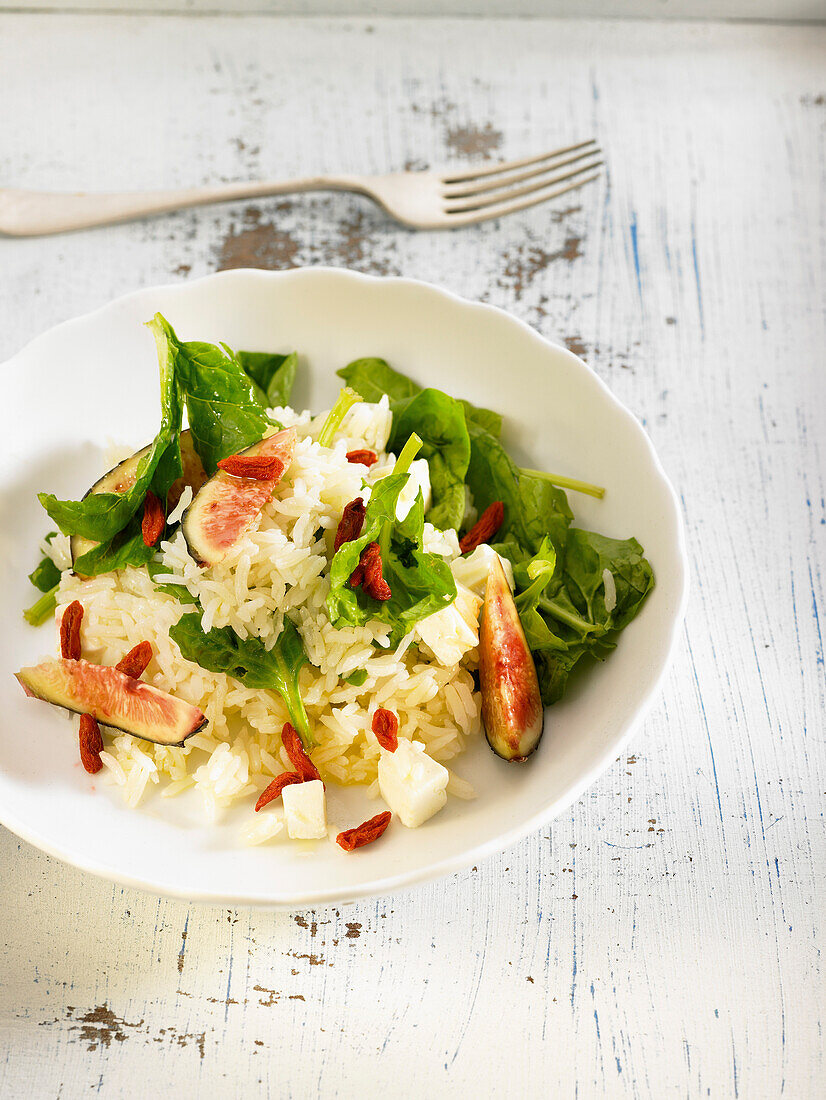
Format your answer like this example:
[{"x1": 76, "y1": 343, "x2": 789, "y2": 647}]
[
  {"x1": 70, "y1": 431, "x2": 207, "y2": 569},
  {"x1": 16, "y1": 658, "x2": 207, "y2": 746},
  {"x1": 479, "y1": 555, "x2": 544, "y2": 761},
  {"x1": 181, "y1": 428, "x2": 297, "y2": 567}
]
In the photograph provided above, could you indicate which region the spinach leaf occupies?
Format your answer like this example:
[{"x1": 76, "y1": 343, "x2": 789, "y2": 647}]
[
  {"x1": 344, "y1": 669, "x2": 368, "y2": 687},
  {"x1": 326, "y1": 470, "x2": 457, "y2": 644},
  {"x1": 29, "y1": 554, "x2": 60, "y2": 594},
  {"x1": 151, "y1": 314, "x2": 272, "y2": 475},
  {"x1": 338, "y1": 358, "x2": 502, "y2": 439},
  {"x1": 39, "y1": 319, "x2": 183, "y2": 541},
  {"x1": 337, "y1": 358, "x2": 421, "y2": 404},
  {"x1": 72, "y1": 515, "x2": 156, "y2": 577},
  {"x1": 388, "y1": 388, "x2": 470, "y2": 531},
  {"x1": 24, "y1": 585, "x2": 59, "y2": 627},
  {"x1": 466, "y1": 427, "x2": 573, "y2": 557},
  {"x1": 238, "y1": 350, "x2": 298, "y2": 408},
  {"x1": 170, "y1": 613, "x2": 313, "y2": 748},
  {"x1": 512, "y1": 529, "x2": 655, "y2": 704}
]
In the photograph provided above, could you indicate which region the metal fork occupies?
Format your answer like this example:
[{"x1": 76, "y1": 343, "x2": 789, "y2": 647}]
[{"x1": 0, "y1": 139, "x2": 601, "y2": 236}]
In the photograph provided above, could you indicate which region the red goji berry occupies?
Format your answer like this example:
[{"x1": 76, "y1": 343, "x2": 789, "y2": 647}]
[
  {"x1": 60, "y1": 600, "x2": 83, "y2": 660},
  {"x1": 345, "y1": 449, "x2": 378, "y2": 467},
  {"x1": 334, "y1": 498, "x2": 366, "y2": 553},
  {"x1": 217, "y1": 454, "x2": 285, "y2": 481},
  {"x1": 336, "y1": 811, "x2": 392, "y2": 852},
  {"x1": 372, "y1": 708, "x2": 399, "y2": 752},
  {"x1": 281, "y1": 723, "x2": 322, "y2": 784},
  {"x1": 141, "y1": 491, "x2": 166, "y2": 547},
  {"x1": 459, "y1": 501, "x2": 504, "y2": 554},
  {"x1": 115, "y1": 640, "x2": 153, "y2": 679},
  {"x1": 255, "y1": 771, "x2": 303, "y2": 812},
  {"x1": 79, "y1": 713, "x2": 104, "y2": 774}
]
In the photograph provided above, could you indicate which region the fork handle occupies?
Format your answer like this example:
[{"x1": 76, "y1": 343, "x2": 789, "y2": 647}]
[{"x1": 0, "y1": 176, "x2": 367, "y2": 236}]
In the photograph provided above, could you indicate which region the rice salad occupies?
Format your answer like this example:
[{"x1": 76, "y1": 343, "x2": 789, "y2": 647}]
[{"x1": 18, "y1": 313, "x2": 655, "y2": 853}]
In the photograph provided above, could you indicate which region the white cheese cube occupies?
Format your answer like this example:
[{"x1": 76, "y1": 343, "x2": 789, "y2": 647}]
[
  {"x1": 396, "y1": 458, "x2": 432, "y2": 520},
  {"x1": 451, "y1": 544, "x2": 514, "y2": 596},
  {"x1": 414, "y1": 582, "x2": 482, "y2": 667},
  {"x1": 282, "y1": 780, "x2": 327, "y2": 840},
  {"x1": 378, "y1": 740, "x2": 449, "y2": 828}
]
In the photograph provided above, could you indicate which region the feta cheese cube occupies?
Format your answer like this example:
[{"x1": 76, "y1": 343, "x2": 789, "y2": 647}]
[
  {"x1": 414, "y1": 582, "x2": 482, "y2": 667},
  {"x1": 451, "y1": 544, "x2": 514, "y2": 596},
  {"x1": 396, "y1": 458, "x2": 431, "y2": 520},
  {"x1": 378, "y1": 740, "x2": 449, "y2": 828},
  {"x1": 282, "y1": 780, "x2": 327, "y2": 840}
]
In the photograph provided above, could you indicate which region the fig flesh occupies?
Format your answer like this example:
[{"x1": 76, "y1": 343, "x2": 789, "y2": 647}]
[
  {"x1": 479, "y1": 555, "x2": 544, "y2": 761},
  {"x1": 70, "y1": 431, "x2": 207, "y2": 568},
  {"x1": 181, "y1": 428, "x2": 296, "y2": 567},
  {"x1": 16, "y1": 658, "x2": 207, "y2": 746}
]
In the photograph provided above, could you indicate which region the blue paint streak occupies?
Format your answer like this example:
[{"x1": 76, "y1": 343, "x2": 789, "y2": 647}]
[
  {"x1": 691, "y1": 222, "x2": 705, "y2": 336},
  {"x1": 629, "y1": 214, "x2": 643, "y2": 301}
]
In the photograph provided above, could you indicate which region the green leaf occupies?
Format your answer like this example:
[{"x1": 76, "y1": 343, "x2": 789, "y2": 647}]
[
  {"x1": 466, "y1": 426, "x2": 573, "y2": 557},
  {"x1": 326, "y1": 471, "x2": 457, "y2": 644},
  {"x1": 338, "y1": 359, "x2": 501, "y2": 528},
  {"x1": 512, "y1": 529, "x2": 655, "y2": 704},
  {"x1": 388, "y1": 388, "x2": 470, "y2": 531},
  {"x1": 337, "y1": 358, "x2": 422, "y2": 404},
  {"x1": 170, "y1": 614, "x2": 313, "y2": 748},
  {"x1": 344, "y1": 669, "x2": 368, "y2": 687},
  {"x1": 151, "y1": 314, "x2": 272, "y2": 475},
  {"x1": 71, "y1": 515, "x2": 156, "y2": 577},
  {"x1": 29, "y1": 554, "x2": 61, "y2": 594},
  {"x1": 24, "y1": 584, "x2": 59, "y2": 627},
  {"x1": 39, "y1": 320, "x2": 183, "y2": 541},
  {"x1": 238, "y1": 350, "x2": 298, "y2": 408}
]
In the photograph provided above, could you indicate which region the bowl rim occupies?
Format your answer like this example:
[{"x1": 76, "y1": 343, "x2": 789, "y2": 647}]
[{"x1": 0, "y1": 266, "x2": 688, "y2": 908}]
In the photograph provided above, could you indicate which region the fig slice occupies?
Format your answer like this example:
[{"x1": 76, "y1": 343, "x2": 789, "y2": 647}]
[
  {"x1": 15, "y1": 658, "x2": 207, "y2": 746},
  {"x1": 181, "y1": 427, "x2": 297, "y2": 567},
  {"x1": 70, "y1": 430, "x2": 208, "y2": 568},
  {"x1": 479, "y1": 555, "x2": 544, "y2": 761}
]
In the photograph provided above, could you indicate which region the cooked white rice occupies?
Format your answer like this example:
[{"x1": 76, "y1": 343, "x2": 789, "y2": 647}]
[{"x1": 54, "y1": 398, "x2": 481, "y2": 828}]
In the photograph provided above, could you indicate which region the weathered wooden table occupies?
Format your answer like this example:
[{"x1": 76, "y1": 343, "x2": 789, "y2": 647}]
[{"x1": 2, "y1": 13, "x2": 824, "y2": 1098}]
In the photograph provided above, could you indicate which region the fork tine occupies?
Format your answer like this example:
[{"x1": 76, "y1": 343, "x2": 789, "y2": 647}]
[
  {"x1": 443, "y1": 148, "x2": 602, "y2": 200},
  {"x1": 440, "y1": 139, "x2": 598, "y2": 185},
  {"x1": 444, "y1": 171, "x2": 602, "y2": 228},
  {"x1": 444, "y1": 159, "x2": 603, "y2": 215}
]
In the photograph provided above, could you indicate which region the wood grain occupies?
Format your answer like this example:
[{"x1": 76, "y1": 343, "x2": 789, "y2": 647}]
[{"x1": 1, "y1": 13, "x2": 824, "y2": 1098}]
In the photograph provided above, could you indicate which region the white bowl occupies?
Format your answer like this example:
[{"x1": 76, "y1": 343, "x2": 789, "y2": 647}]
[{"x1": 0, "y1": 268, "x2": 687, "y2": 907}]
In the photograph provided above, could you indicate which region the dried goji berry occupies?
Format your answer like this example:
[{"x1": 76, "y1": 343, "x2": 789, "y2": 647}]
[
  {"x1": 336, "y1": 811, "x2": 392, "y2": 852},
  {"x1": 115, "y1": 640, "x2": 153, "y2": 679},
  {"x1": 281, "y1": 723, "x2": 322, "y2": 784},
  {"x1": 350, "y1": 542, "x2": 391, "y2": 600},
  {"x1": 217, "y1": 454, "x2": 286, "y2": 481},
  {"x1": 345, "y1": 449, "x2": 378, "y2": 467},
  {"x1": 372, "y1": 708, "x2": 399, "y2": 752},
  {"x1": 141, "y1": 491, "x2": 166, "y2": 547},
  {"x1": 255, "y1": 770, "x2": 303, "y2": 812},
  {"x1": 79, "y1": 713, "x2": 104, "y2": 774},
  {"x1": 60, "y1": 600, "x2": 83, "y2": 660},
  {"x1": 334, "y1": 498, "x2": 366, "y2": 553},
  {"x1": 459, "y1": 501, "x2": 505, "y2": 554},
  {"x1": 360, "y1": 542, "x2": 391, "y2": 601}
]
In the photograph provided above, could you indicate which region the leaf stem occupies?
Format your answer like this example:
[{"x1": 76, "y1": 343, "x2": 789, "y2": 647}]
[
  {"x1": 537, "y1": 595, "x2": 598, "y2": 634},
  {"x1": 392, "y1": 432, "x2": 423, "y2": 475},
  {"x1": 521, "y1": 467, "x2": 605, "y2": 499},
  {"x1": 24, "y1": 584, "x2": 58, "y2": 627},
  {"x1": 317, "y1": 387, "x2": 362, "y2": 448}
]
